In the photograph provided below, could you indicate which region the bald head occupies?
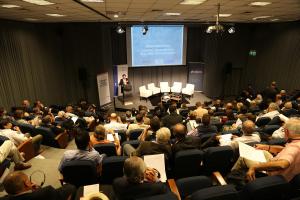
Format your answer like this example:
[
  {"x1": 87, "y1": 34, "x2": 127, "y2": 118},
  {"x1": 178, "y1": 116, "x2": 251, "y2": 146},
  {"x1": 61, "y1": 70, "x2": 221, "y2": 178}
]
[
  {"x1": 173, "y1": 123, "x2": 187, "y2": 139},
  {"x1": 110, "y1": 113, "x2": 118, "y2": 121},
  {"x1": 242, "y1": 120, "x2": 255, "y2": 136},
  {"x1": 3, "y1": 172, "x2": 31, "y2": 195},
  {"x1": 284, "y1": 101, "x2": 293, "y2": 109}
]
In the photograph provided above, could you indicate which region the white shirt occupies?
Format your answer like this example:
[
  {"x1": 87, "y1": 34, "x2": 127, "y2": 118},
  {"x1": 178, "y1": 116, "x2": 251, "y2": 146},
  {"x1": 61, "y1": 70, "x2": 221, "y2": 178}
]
[
  {"x1": 0, "y1": 129, "x2": 28, "y2": 146},
  {"x1": 258, "y1": 110, "x2": 280, "y2": 120},
  {"x1": 219, "y1": 133, "x2": 261, "y2": 147},
  {"x1": 272, "y1": 126, "x2": 285, "y2": 139},
  {"x1": 104, "y1": 121, "x2": 127, "y2": 131}
]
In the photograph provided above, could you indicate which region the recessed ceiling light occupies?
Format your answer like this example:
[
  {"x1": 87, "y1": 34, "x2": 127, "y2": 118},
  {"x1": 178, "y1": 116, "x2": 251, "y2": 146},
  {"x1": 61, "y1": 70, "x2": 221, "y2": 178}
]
[
  {"x1": 46, "y1": 13, "x2": 65, "y2": 17},
  {"x1": 180, "y1": 0, "x2": 207, "y2": 5},
  {"x1": 25, "y1": 18, "x2": 39, "y2": 21},
  {"x1": 270, "y1": 18, "x2": 279, "y2": 21},
  {"x1": 113, "y1": 14, "x2": 119, "y2": 18},
  {"x1": 81, "y1": 0, "x2": 104, "y2": 2},
  {"x1": 215, "y1": 14, "x2": 232, "y2": 17},
  {"x1": 22, "y1": 0, "x2": 54, "y2": 6},
  {"x1": 249, "y1": 2, "x2": 271, "y2": 6},
  {"x1": 164, "y1": 12, "x2": 181, "y2": 16},
  {"x1": 253, "y1": 16, "x2": 271, "y2": 20},
  {"x1": 1, "y1": 4, "x2": 21, "y2": 8}
]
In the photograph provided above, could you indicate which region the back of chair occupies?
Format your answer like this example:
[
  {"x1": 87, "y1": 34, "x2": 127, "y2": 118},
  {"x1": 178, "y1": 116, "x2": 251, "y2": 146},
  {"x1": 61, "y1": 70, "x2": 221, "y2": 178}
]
[
  {"x1": 174, "y1": 149, "x2": 204, "y2": 179},
  {"x1": 61, "y1": 160, "x2": 98, "y2": 187},
  {"x1": 101, "y1": 156, "x2": 128, "y2": 184},
  {"x1": 115, "y1": 129, "x2": 127, "y2": 144},
  {"x1": 139, "y1": 85, "x2": 147, "y2": 93},
  {"x1": 176, "y1": 176, "x2": 212, "y2": 199},
  {"x1": 129, "y1": 129, "x2": 144, "y2": 140},
  {"x1": 203, "y1": 146, "x2": 234, "y2": 175},
  {"x1": 94, "y1": 143, "x2": 117, "y2": 156},
  {"x1": 122, "y1": 140, "x2": 140, "y2": 149},
  {"x1": 191, "y1": 185, "x2": 239, "y2": 200},
  {"x1": 241, "y1": 175, "x2": 291, "y2": 200}
]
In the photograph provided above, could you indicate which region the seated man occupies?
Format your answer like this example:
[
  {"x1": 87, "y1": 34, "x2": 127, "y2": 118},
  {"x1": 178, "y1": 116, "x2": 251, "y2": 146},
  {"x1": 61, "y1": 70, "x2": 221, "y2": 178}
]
[
  {"x1": 104, "y1": 113, "x2": 127, "y2": 131},
  {"x1": 123, "y1": 127, "x2": 172, "y2": 161},
  {"x1": 257, "y1": 102, "x2": 280, "y2": 120},
  {"x1": 126, "y1": 114, "x2": 149, "y2": 138},
  {"x1": 113, "y1": 156, "x2": 168, "y2": 200},
  {"x1": 1, "y1": 171, "x2": 76, "y2": 200},
  {"x1": 40, "y1": 115, "x2": 65, "y2": 135},
  {"x1": 161, "y1": 104, "x2": 183, "y2": 130},
  {"x1": 0, "y1": 118, "x2": 43, "y2": 155},
  {"x1": 0, "y1": 140, "x2": 31, "y2": 170},
  {"x1": 90, "y1": 125, "x2": 121, "y2": 156},
  {"x1": 187, "y1": 114, "x2": 217, "y2": 137},
  {"x1": 58, "y1": 129, "x2": 105, "y2": 175},
  {"x1": 172, "y1": 123, "x2": 202, "y2": 154},
  {"x1": 217, "y1": 120, "x2": 261, "y2": 148},
  {"x1": 232, "y1": 118, "x2": 300, "y2": 182}
]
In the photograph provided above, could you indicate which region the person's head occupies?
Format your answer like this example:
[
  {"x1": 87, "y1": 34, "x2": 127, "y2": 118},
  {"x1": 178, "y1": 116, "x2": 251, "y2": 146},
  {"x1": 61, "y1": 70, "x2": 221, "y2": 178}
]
[
  {"x1": 122, "y1": 74, "x2": 127, "y2": 79},
  {"x1": 226, "y1": 103, "x2": 234, "y2": 110},
  {"x1": 125, "y1": 111, "x2": 132, "y2": 118},
  {"x1": 94, "y1": 124, "x2": 106, "y2": 140},
  {"x1": 189, "y1": 111, "x2": 197, "y2": 120},
  {"x1": 42, "y1": 115, "x2": 51, "y2": 125},
  {"x1": 150, "y1": 117, "x2": 160, "y2": 132},
  {"x1": 75, "y1": 129, "x2": 90, "y2": 150},
  {"x1": 0, "y1": 118, "x2": 12, "y2": 129},
  {"x1": 14, "y1": 109, "x2": 24, "y2": 120},
  {"x1": 271, "y1": 81, "x2": 277, "y2": 88},
  {"x1": 173, "y1": 123, "x2": 187, "y2": 140},
  {"x1": 268, "y1": 102, "x2": 279, "y2": 112},
  {"x1": 139, "y1": 110, "x2": 147, "y2": 117},
  {"x1": 242, "y1": 120, "x2": 255, "y2": 136},
  {"x1": 65, "y1": 105, "x2": 73, "y2": 113},
  {"x1": 120, "y1": 115, "x2": 127, "y2": 124},
  {"x1": 202, "y1": 114, "x2": 211, "y2": 126},
  {"x1": 195, "y1": 101, "x2": 202, "y2": 108},
  {"x1": 110, "y1": 113, "x2": 118, "y2": 122},
  {"x1": 226, "y1": 110, "x2": 235, "y2": 120},
  {"x1": 3, "y1": 172, "x2": 32, "y2": 195},
  {"x1": 284, "y1": 101, "x2": 293, "y2": 109},
  {"x1": 169, "y1": 104, "x2": 177, "y2": 114},
  {"x1": 57, "y1": 111, "x2": 66, "y2": 118},
  {"x1": 123, "y1": 156, "x2": 146, "y2": 184},
  {"x1": 284, "y1": 118, "x2": 300, "y2": 139},
  {"x1": 156, "y1": 127, "x2": 171, "y2": 144},
  {"x1": 135, "y1": 114, "x2": 143, "y2": 123},
  {"x1": 280, "y1": 90, "x2": 287, "y2": 96},
  {"x1": 82, "y1": 192, "x2": 109, "y2": 200},
  {"x1": 22, "y1": 100, "x2": 30, "y2": 108}
]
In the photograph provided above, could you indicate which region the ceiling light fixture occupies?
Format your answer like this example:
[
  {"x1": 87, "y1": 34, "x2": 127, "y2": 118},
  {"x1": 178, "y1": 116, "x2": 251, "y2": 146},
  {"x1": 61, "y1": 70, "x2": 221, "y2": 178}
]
[
  {"x1": 142, "y1": 25, "x2": 148, "y2": 35},
  {"x1": 216, "y1": 14, "x2": 232, "y2": 17},
  {"x1": 180, "y1": 0, "x2": 207, "y2": 5},
  {"x1": 116, "y1": 25, "x2": 125, "y2": 34},
  {"x1": 228, "y1": 27, "x2": 235, "y2": 34},
  {"x1": 249, "y1": 2, "x2": 271, "y2": 6},
  {"x1": 270, "y1": 18, "x2": 279, "y2": 22},
  {"x1": 164, "y1": 12, "x2": 181, "y2": 16},
  {"x1": 46, "y1": 13, "x2": 66, "y2": 17},
  {"x1": 81, "y1": 0, "x2": 104, "y2": 2},
  {"x1": 113, "y1": 14, "x2": 119, "y2": 18},
  {"x1": 253, "y1": 15, "x2": 271, "y2": 20},
  {"x1": 1, "y1": 4, "x2": 20, "y2": 8},
  {"x1": 22, "y1": 0, "x2": 54, "y2": 6}
]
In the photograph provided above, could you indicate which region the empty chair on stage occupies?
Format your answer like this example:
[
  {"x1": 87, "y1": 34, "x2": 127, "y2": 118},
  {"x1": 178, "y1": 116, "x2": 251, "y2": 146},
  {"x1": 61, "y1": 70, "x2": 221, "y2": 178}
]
[
  {"x1": 160, "y1": 82, "x2": 171, "y2": 93},
  {"x1": 139, "y1": 85, "x2": 152, "y2": 101},
  {"x1": 171, "y1": 82, "x2": 182, "y2": 94},
  {"x1": 147, "y1": 83, "x2": 160, "y2": 95},
  {"x1": 182, "y1": 83, "x2": 195, "y2": 97}
]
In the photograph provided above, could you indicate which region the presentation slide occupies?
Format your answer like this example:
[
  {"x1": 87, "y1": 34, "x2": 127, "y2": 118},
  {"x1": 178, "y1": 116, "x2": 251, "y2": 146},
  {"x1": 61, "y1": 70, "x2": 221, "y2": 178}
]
[{"x1": 130, "y1": 25, "x2": 185, "y2": 67}]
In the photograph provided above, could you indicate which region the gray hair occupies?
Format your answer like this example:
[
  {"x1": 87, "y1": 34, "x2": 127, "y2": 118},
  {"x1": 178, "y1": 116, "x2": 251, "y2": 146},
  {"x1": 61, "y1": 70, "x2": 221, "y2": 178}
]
[
  {"x1": 123, "y1": 156, "x2": 146, "y2": 184},
  {"x1": 268, "y1": 102, "x2": 279, "y2": 111},
  {"x1": 285, "y1": 118, "x2": 300, "y2": 135},
  {"x1": 156, "y1": 127, "x2": 171, "y2": 144}
]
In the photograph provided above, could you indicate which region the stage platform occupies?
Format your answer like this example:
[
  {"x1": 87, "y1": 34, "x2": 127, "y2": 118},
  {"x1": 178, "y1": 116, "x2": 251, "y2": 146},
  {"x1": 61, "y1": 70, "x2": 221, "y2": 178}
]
[{"x1": 113, "y1": 91, "x2": 211, "y2": 112}]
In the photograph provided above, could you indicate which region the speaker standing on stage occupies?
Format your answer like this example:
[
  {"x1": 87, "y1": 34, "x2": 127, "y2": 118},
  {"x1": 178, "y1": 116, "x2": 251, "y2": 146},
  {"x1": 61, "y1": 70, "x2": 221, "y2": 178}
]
[{"x1": 119, "y1": 74, "x2": 129, "y2": 94}]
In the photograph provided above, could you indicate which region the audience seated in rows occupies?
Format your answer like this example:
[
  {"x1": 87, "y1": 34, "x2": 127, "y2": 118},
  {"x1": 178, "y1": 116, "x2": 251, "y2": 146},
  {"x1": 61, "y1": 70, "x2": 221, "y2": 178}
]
[
  {"x1": 161, "y1": 104, "x2": 183, "y2": 130},
  {"x1": 104, "y1": 113, "x2": 127, "y2": 131},
  {"x1": 126, "y1": 114, "x2": 149, "y2": 137}
]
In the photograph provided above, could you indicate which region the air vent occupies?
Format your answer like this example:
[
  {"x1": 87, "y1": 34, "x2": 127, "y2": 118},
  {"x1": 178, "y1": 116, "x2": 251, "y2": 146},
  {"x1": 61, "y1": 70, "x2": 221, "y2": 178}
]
[
  {"x1": 242, "y1": 11, "x2": 253, "y2": 14},
  {"x1": 151, "y1": 9, "x2": 163, "y2": 12}
]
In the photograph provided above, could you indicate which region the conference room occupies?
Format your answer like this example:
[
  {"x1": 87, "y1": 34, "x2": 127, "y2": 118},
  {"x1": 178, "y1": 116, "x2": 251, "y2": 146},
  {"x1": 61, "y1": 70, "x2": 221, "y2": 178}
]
[{"x1": 0, "y1": 0, "x2": 300, "y2": 199}]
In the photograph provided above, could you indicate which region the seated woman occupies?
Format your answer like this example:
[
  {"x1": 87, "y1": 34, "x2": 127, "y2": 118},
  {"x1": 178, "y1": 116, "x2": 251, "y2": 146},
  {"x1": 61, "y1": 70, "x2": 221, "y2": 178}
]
[
  {"x1": 90, "y1": 125, "x2": 121, "y2": 156},
  {"x1": 113, "y1": 156, "x2": 168, "y2": 200}
]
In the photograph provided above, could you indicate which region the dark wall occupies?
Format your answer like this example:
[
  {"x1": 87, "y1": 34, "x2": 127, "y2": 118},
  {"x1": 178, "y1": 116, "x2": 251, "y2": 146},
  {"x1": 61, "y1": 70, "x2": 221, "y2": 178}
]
[{"x1": 242, "y1": 21, "x2": 300, "y2": 93}]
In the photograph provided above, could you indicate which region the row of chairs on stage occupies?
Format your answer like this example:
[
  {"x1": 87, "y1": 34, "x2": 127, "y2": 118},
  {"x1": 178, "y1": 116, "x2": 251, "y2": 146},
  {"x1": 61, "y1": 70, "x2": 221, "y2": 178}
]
[{"x1": 139, "y1": 82, "x2": 195, "y2": 100}]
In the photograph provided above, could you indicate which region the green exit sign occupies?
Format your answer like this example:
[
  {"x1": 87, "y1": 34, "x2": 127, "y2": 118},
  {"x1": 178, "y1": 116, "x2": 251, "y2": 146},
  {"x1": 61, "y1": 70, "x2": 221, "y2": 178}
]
[{"x1": 249, "y1": 50, "x2": 257, "y2": 56}]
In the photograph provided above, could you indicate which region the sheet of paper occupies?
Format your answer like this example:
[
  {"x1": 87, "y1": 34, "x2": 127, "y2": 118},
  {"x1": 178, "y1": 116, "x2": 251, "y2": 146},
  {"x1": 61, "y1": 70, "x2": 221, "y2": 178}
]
[
  {"x1": 236, "y1": 118, "x2": 243, "y2": 127},
  {"x1": 239, "y1": 142, "x2": 266, "y2": 163},
  {"x1": 71, "y1": 116, "x2": 78, "y2": 123},
  {"x1": 83, "y1": 184, "x2": 99, "y2": 197},
  {"x1": 220, "y1": 133, "x2": 232, "y2": 142},
  {"x1": 144, "y1": 154, "x2": 167, "y2": 182},
  {"x1": 106, "y1": 133, "x2": 119, "y2": 142}
]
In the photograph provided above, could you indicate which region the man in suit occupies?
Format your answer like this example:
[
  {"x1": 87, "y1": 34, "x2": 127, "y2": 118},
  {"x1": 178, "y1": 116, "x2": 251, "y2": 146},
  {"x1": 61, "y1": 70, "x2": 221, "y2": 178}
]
[{"x1": 1, "y1": 171, "x2": 76, "y2": 200}]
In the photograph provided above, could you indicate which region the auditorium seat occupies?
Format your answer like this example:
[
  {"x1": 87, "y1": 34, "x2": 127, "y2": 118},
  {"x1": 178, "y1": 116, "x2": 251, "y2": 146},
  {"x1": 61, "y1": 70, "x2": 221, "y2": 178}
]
[
  {"x1": 128, "y1": 129, "x2": 144, "y2": 140},
  {"x1": 171, "y1": 82, "x2": 182, "y2": 94},
  {"x1": 190, "y1": 184, "x2": 239, "y2": 200},
  {"x1": 34, "y1": 127, "x2": 68, "y2": 148},
  {"x1": 147, "y1": 83, "x2": 160, "y2": 95},
  {"x1": 182, "y1": 83, "x2": 195, "y2": 97},
  {"x1": 136, "y1": 192, "x2": 178, "y2": 200},
  {"x1": 139, "y1": 85, "x2": 152, "y2": 101},
  {"x1": 60, "y1": 160, "x2": 98, "y2": 188},
  {"x1": 160, "y1": 82, "x2": 171, "y2": 93},
  {"x1": 94, "y1": 143, "x2": 117, "y2": 156},
  {"x1": 100, "y1": 156, "x2": 128, "y2": 184}
]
